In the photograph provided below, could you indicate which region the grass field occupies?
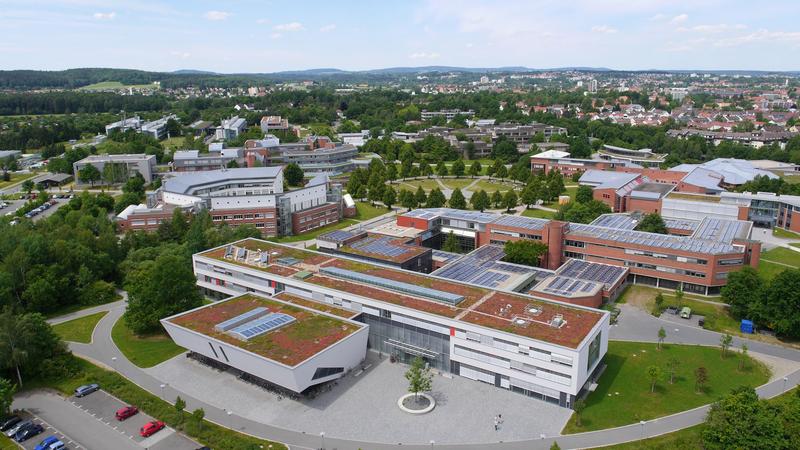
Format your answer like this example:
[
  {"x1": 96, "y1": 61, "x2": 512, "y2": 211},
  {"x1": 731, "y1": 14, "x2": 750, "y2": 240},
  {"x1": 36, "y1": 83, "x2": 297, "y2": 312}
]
[
  {"x1": 772, "y1": 227, "x2": 800, "y2": 239},
  {"x1": 440, "y1": 178, "x2": 475, "y2": 190},
  {"x1": 78, "y1": 81, "x2": 159, "y2": 91},
  {"x1": 111, "y1": 318, "x2": 185, "y2": 368},
  {"x1": 472, "y1": 179, "x2": 520, "y2": 193},
  {"x1": 161, "y1": 136, "x2": 186, "y2": 151},
  {"x1": 562, "y1": 341, "x2": 769, "y2": 433},
  {"x1": 0, "y1": 434, "x2": 17, "y2": 450},
  {"x1": 591, "y1": 424, "x2": 705, "y2": 450},
  {"x1": 0, "y1": 171, "x2": 36, "y2": 189},
  {"x1": 759, "y1": 247, "x2": 800, "y2": 280},
  {"x1": 52, "y1": 312, "x2": 108, "y2": 344},
  {"x1": 396, "y1": 179, "x2": 444, "y2": 191},
  {"x1": 25, "y1": 356, "x2": 285, "y2": 449},
  {"x1": 521, "y1": 208, "x2": 556, "y2": 219}
]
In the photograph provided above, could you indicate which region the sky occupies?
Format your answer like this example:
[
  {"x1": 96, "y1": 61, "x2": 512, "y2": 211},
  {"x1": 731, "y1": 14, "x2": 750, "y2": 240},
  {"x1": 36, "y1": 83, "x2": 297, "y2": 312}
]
[{"x1": 2, "y1": 0, "x2": 800, "y2": 73}]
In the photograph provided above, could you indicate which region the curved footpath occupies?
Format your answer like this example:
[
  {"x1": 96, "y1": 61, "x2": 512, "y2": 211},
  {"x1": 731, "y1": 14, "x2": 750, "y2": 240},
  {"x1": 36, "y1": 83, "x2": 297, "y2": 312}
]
[{"x1": 56, "y1": 299, "x2": 800, "y2": 450}]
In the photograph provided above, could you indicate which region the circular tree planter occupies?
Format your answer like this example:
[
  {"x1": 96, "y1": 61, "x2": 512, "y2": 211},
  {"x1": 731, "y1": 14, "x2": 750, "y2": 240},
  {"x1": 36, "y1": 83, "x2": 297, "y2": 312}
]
[{"x1": 398, "y1": 393, "x2": 436, "y2": 414}]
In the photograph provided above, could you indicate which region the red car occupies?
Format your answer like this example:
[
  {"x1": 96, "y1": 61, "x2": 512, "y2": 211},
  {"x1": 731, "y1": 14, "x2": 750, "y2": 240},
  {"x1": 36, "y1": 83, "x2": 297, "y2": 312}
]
[
  {"x1": 115, "y1": 406, "x2": 138, "y2": 421},
  {"x1": 139, "y1": 420, "x2": 165, "y2": 437}
]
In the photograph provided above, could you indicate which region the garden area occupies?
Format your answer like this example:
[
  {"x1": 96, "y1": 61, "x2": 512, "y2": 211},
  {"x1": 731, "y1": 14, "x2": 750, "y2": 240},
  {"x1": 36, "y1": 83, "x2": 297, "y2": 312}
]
[
  {"x1": 521, "y1": 208, "x2": 556, "y2": 219},
  {"x1": 563, "y1": 341, "x2": 770, "y2": 433},
  {"x1": 111, "y1": 318, "x2": 185, "y2": 368},
  {"x1": 51, "y1": 311, "x2": 108, "y2": 344},
  {"x1": 758, "y1": 247, "x2": 800, "y2": 281}
]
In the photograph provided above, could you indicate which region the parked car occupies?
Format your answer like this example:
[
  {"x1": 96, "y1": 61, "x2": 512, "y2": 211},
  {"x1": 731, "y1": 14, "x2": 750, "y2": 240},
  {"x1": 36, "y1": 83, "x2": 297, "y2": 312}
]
[
  {"x1": 49, "y1": 440, "x2": 66, "y2": 450},
  {"x1": 139, "y1": 420, "x2": 165, "y2": 437},
  {"x1": 680, "y1": 307, "x2": 692, "y2": 319},
  {"x1": 115, "y1": 405, "x2": 139, "y2": 421},
  {"x1": 15, "y1": 423, "x2": 44, "y2": 442},
  {"x1": 0, "y1": 416, "x2": 21, "y2": 432},
  {"x1": 4, "y1": 420, "x2": 30, "y2": 437},
  {"x1": 74, "y1": 383, "x2": 100, "y2": 397},
  {"x1": 34, "y1": 435, "x2": 60, "y2": 450}
]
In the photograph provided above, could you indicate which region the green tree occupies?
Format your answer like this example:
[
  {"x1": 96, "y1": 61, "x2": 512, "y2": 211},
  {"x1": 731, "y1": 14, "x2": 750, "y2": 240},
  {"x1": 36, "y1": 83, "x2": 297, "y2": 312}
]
[
  {"x1": 451, "y1": 159, "x2": 465, "y2": 178},
  {"x1": 702, "y1": 387, "x2": 785, "y2": 450},
  {"x1": 720, "y1": 334, "x2": 733, "y2": 358},
  {"x1": 503, "y1": 240, "x2": 548, "y2": 266},
  {"x1": 739, "y1": 344, "x2": 749, "y2": 372},
  {"x1": 78, "y1": 164, "x2": 101, "y2": 186},
  {"x1": 436, "y1": 161, "x2": 449, "y2": 177},
  {"x1": 399, "y1": 189, "x2": 415, "y2": 210},
  {"x1": 442, "y1": 232, "x2": 460, "y2": 253},
  {"x1": 284, "y1": 163, "x2": 304, "y2": 186},
  {"x1": 382, "y1": 186, "x2": 397, "y2": 209},
  {"x1": 404, "y1": 356, "x2": 433, "y2": 402},
  {"x1": 386, "y1": 163, "x2": 397, "y2": 183},
  {"x1": 503, "y1": 190, "x2": 518, "y2": 211},
  {"x1": 175, "y1": 396, "x2": 186, "y2": 414},
  {"x1": 471, "y1": 190, "x2": 490, "y2": 212},
  {"x1": 654, "y1": 293, "x2": 665, "y2": 315},
  {"x1": 647, "y1": 365, "x2": 662, "y2": 393},
  {"x1": 449, "y1": 188, "x2": 467, "y2": 209},
  {"x1": 635, "y1": 213, "x2": 668, "y2": 234},
  {"x1": 758, "y1": 268, "x2": 800, "y2": 338},
  {"x1": 191, "y1": 408, "x2": 205, "y2": 426},
  {"x1": 415, "y1": 186, "x2": 427, "y2": 206},
  {"x1": 657, "y1": 327, "x2": 666, "y2": 350},
  {"x1": 695, "y1": 366, "x2": 708, "y2": 393},
  {"x1": 721, "y1": 267, "x2": 762, "y2": 319},
  {"x1": 356, "y1": 185, "x2": 368, "y2": 201},
  {"x1": 675, "y1": 289, "x2": 684, "y2": 308},
  {"x1": 0, "y1": 310, "x2": 63, "y2": 387},
  {"x1": 0, "y1": 378, "x2": 14, "y2": 416},
  {"x1": 572, "y1": 399, "x2": 586, "y2": 427},
  {"x1": 469, "y1": 161, "x2": 482, "y2": 178},
  {"x1": 426, "y1": 188, "x2": 446, "y2": 208},
  {"x1": 495, "y1": 164, "x2": 508, "y2": 180},
  {"x1": 21, "y1": 179, "x2": 34, "y2": 195},
  {"x1": 491, "y1": 190, "x2": 503, "y2": 208},
  {"x1": 124, "y1": 248, "x2": 202, "y2": 333},
  {"x1": 550, "y1": 443, "x2": 561, "y2": 450},
  {"x1": 666, "y1": 357, "x2": 679, "y2": 384},
  {"x1": 575, "y1": 185, "x2": 594, "y2": 204},
  {"x1": 421, "y1": 163, "x2": 434, "y2": 178}
]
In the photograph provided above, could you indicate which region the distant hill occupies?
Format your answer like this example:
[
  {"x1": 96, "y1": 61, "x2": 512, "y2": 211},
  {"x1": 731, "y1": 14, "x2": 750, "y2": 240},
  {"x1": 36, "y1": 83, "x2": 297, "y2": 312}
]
[{"x1": 172, "y1": 69, "x2": 217, "y2": 75}]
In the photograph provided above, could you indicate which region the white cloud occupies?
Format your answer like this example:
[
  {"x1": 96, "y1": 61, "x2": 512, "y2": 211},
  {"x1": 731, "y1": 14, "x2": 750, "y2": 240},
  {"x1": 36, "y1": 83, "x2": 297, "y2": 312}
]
[
  {"x1": 204, "y1": 11, "x2": 230, "y2": 21},
  {"x1": 320, "y1": 24, "x2": 336, "y2": 32},
  {"x1": 409, "y1": 51, "x2": 440, "y2": 60},
  {"x1": 591, "y1": 25, "x2": 618, "y2": 34},
  {"x1": 270, "y1": 33, "x2": 282, "y2": 39},
  {"x1": 670, "y1": 14, "x2": 688, "y2": 24},
  {"x1": 92, "y1": 12, "x2": 116, "y2": 20},
  {"x1": 170, "y1": 51, "x2": 191, "y2": 59},
  {"x1": 274, "y1": 22, "x2": 304, "y2": 32},
  {"x1": 690, "y1": 24, "x2": 747, "y2": 33},
  {"x1": 713, "y1": 29, "x2": 800, "y2": 47},
  {"x1": 256, "y1": 18, "x2": 269, "y2": 25}
]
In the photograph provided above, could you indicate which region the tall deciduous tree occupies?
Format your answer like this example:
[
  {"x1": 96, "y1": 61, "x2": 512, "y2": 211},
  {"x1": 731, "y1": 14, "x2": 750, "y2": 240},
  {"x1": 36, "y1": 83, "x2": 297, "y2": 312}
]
[
  {"x1": 442, "y1": 232, "x2": 460, "y2": 253},
  {"x1": 414, "y1": 186, "x2": 427, "y2": 207},
  {"x1": 575, "y1": 185, "x2": 594, "y2": 204},
  {"x1": 471, "y1": 190, "x2": 490, "y2": 212},
  {"x1": 449, "y1": 188, "x2": 467, "y2": 209},
  {"x1": 635, "y1": 213, "x2": 668, "y2": 234},
  {"x1": 0, "y1": 378, "x2": 15, "y2": 416},
  {"x1": 721, "y1": 267, "x2": 762, "y2": 319},
  {"x1": 78, "y1": 164, "x2": 101, "y2": 186},
  {"x1": 451, "y1": 159, "x2": 465, "y2": 178},
  {"x1": 284, "y1": 163, "x2": 304, "y2": 186},
  {"x1": 702, "y1": 387, "x2": 785, "y2": 450},
  {"x1": 647, "y1": 365, "x2": 662, "y2": 393},
  {"x1": 404, "y1": 356, "x2": 433, "y2": 402}
]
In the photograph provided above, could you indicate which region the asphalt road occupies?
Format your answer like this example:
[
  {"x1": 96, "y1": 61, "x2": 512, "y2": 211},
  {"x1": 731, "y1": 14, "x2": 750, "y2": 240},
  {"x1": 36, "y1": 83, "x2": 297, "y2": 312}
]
[{"x1": 12, "y1": 390, "x2": 199, "y2": 450}]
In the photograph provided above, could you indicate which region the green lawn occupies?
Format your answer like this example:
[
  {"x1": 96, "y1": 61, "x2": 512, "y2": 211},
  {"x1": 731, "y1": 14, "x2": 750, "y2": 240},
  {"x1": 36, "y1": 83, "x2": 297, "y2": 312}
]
[
  {"x1": 111, "y1": 318, "x2": 185, "y2": 368},
  {"x1": 396, "y1": 179, "x2": 443, "y2": 191},
  {"x1": 354, "y1": 201, "x2": 386, "y2": 221},
  {"x1": 161, "y1": 136, "x2": 186, "y2": 151},
  {"x1": 0, "y1": 434, "x2": 17, "y2": 450},
  {"x1": 758, "y1": 247, "x2": 800, "y2": 281},
  {"x1": 592, "y1": 424, "x2": 705, "y2": 450},
  {"x1": 270, "y1": 218, "x2": 359, "y2": 243},
  {"x1": 521, "y1": 208, "x2": 556, "y2": 219},
  {"x1": 440, "y1": 178, "x2": 474, "y2": 190},
  {"x1": 52, "y1": 312, "x2": 108, "y2": 344},
  {"x1": 0, "y1": 171, "x2": 37, "y2": 189},
  {"x1": 472, "y1": 179, "x2": 520, "y2": 193},
  {"x1": 543, "y1": 185, "x2": 578, "y2": 208},
  {"x1": 562, "y1": 342, "x2": 770, "y2": 433},
  {"x1": 25, "y1": 356, "x2": 285, "y2": 449},
  {"x1": 772, "y1": 227, "x2": 800, "y2": 239},
  {"x1": 780, "y1": 175, "x2": 800, "y2": 184}
]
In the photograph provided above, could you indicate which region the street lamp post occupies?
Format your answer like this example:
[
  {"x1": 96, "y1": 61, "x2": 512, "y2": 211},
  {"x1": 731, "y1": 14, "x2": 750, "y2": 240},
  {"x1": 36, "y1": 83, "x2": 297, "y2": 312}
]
[
  {"x1": 640, "y1": 420, "x2": 646, "y2": 439},
  {"x1": 783, "y1": 376, "x2": 789, "y2": 392},
  {"x1": 227, "y1": 410, "x2": 233, "y2": 429},
  {"x1": 320, "y1": 431, "x2": 325, "y2": 450},
  {"x1": 110, "y1": 356, "x2": 117, "y2": 371},
  {"x1": 159, "y1": 383, "x2": 166, "y2": 399}
]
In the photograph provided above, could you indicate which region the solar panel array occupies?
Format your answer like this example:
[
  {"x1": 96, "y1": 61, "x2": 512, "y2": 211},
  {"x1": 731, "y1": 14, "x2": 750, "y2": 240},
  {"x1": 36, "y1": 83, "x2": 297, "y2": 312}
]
[
  {"x1": 664, "y1": 218, "x2": 700, "y2": 232},
  {"x1": 589, "y1": 214, "x2": 639, "y2": 230},
  {"x1": 319, "y1": 266, "x2": 465, "y2": 305},
  {"x1": 319, "y1": 229, "x2": 358, "y2": 243},
  {"x1": 229, "y1": 313, "x2": 296, "y2": 340},
  {"x1": 492, "y1": 215, "x2": 548, "y2": 230},
  {"x1": 402, "y1": 208, "x2": 499, "y2": 224},
  {"x1": 349, "y1": 236, "x2": 418, "y2": 259},
  {"x1": 214, "y1": 307, "x2": 269, "y2": 332},
  {"x1": 539, "y1": 276, "x2": 601, "y2": 297},
  {"x1": 566, "y1": 223, "x2": 739, "y2": 254},
  {"x1": 557, "y1": 259, "x2": 627, "y2": 289},
  {"x1": 432, "y1": 244, "x2": 544, "y2": 289},
  {"x1": 690, "y1": 218, "x2": 750, "y2": 243}
]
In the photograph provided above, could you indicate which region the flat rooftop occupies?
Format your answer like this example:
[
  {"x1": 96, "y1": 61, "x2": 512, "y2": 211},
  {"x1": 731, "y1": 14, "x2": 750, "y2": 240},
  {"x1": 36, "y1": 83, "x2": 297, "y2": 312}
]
[
  {"x1": 166, "y1": 293, "x2": 363, "y2": 366},
  {"x1": 340, "y1": 235, "x2": 430, "y2": 264},
  {"x1": 630, "y1": 182, "x2": 674, "y2": 199},
  {"x1": 368, "y1": 221, "x2": 426, "y2": 239},
  {"x1": 198, "y1": 239, "x2": 605, "y2": 349},
  {"x1": 666, "y1": 192, "x2": 722, "y2": 203},
  {"x1": 432, "y1": 245, "x2": 550, "y2": 291}
]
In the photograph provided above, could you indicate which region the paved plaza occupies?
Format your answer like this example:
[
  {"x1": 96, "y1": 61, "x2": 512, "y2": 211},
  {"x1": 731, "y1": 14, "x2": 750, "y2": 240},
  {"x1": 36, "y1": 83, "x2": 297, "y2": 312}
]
[{"x1": 147, "y1": 351, "x2": 572, "y2": 445}]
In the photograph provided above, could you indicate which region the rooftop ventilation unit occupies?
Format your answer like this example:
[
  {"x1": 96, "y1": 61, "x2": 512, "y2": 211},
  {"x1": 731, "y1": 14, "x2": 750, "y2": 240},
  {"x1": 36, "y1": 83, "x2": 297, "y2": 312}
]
[
  {"x1": 511, "y1": 315, "x2": 530, "y2": 327},
  {"x1": 550, "y1": 314, "x2": 566, "y2": 328},
  {"x1": 527, "y1": 305, "x2": 543, "y2": 316}
]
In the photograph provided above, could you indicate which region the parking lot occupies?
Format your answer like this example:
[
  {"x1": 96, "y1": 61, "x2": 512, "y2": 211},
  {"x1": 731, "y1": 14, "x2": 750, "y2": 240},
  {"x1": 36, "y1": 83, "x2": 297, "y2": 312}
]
[
  {"x1": 2, "y1": 197, "x2": 69, "y2": 223},
  {"x1": 12, "y1": 390, "x2": 199, "y2": 450}
]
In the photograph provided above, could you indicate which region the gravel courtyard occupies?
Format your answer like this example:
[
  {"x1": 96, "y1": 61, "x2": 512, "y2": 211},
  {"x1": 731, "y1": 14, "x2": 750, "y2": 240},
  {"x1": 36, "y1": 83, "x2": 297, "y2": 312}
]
[{"x1": 147, "y1": 351, "x2": 572, "y2": 445}]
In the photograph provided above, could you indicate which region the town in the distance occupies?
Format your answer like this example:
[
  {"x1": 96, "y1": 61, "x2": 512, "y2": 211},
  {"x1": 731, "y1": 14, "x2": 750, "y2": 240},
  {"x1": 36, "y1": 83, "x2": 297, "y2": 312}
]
[{"x1": 3, "y1": 10, "x2": 800, "y2": 450}]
